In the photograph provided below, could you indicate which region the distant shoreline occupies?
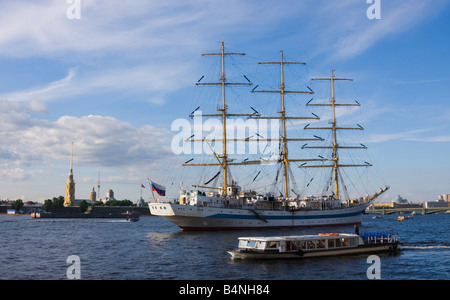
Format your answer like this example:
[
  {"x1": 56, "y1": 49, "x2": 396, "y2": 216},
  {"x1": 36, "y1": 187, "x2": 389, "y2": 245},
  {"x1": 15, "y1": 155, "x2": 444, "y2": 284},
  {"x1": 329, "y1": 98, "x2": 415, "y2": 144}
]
[{"x1": 0, "y1": 205, "x2": 151, "y2": 217}]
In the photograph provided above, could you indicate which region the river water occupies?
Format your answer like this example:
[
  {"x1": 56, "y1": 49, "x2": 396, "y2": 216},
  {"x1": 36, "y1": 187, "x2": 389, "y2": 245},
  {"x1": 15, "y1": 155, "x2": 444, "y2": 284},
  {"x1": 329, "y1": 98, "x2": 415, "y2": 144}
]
[{"x1": 1, "y1": 213, "x2": 448, "y2": 280}]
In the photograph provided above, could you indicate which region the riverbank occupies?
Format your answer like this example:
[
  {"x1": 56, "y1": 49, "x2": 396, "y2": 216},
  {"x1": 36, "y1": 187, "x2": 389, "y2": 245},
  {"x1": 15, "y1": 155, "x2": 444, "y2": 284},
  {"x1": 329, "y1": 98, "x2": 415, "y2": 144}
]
[{"x1": 1, "y1": 205, "x2": 151, "y2": 218}]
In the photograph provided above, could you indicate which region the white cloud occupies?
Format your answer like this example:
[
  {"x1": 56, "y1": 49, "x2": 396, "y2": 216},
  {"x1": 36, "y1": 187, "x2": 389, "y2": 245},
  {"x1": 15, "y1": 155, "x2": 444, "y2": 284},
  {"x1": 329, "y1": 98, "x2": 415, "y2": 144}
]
[
  {"x1": 0, "y1": 0, "x2": 297, "y2": 58},
  {"x1": 0, "y1": 168, "x2": 43, "y2": 181},
  {"x1": 3, "y1": 0, "x2": 446, "y2": 106},
  {"x1": 308, "y1": 0, "x2": 448, "y2": 61},
  {"x1": 367, "y1": 128, "x2": 450, "y2": 143},
  {"x1": 1, "y1": 62, "x2": 194, "y2": 105},
  {"x1": 3, "y1": 68, "x2": 77, "y2": 103},
  {"x1": 0, "y1": 99, "x2": 173, "y2": 171}
]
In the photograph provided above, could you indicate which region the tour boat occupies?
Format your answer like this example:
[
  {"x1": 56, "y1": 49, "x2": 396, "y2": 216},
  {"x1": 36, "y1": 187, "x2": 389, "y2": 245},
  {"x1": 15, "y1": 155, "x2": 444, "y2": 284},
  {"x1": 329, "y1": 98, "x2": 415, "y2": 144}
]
[{"x1": 227, "y1": 232, "x2": 400, "y2": 259}]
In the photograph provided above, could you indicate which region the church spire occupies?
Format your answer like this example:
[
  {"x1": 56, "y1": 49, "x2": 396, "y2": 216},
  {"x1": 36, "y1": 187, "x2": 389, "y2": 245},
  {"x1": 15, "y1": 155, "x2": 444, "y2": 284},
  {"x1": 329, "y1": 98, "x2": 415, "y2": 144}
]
[
  {"x1": 69, "y1": 141, "x2": 73, "y2": 175},
  {"x1": 63, "y1": 142, "x2": 76, "y2": 207}
]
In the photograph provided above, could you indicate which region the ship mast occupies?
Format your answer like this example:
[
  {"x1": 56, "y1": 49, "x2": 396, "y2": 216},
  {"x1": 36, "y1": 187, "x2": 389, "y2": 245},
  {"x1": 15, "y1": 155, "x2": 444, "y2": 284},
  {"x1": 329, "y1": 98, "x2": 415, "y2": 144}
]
[
  {"x1": 185, "y1": 41, "x2": 252, "y2": 196},
  {"x1": 251, "y1": 51, "x2": 321, "y2": 198},
  {"x1": 184, "y1": 45, "x2": 324, "y2": 198},
  {"x1": 300, "y1": 69, "x2": 370, "y2": 200}
]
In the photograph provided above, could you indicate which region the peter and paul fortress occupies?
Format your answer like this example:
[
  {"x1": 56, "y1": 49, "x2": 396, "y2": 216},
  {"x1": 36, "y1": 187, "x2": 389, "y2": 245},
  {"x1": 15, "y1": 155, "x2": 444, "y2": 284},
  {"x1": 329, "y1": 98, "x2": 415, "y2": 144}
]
[{"x1": 28, "y1": 141, "x2": 149, "y2": 218}]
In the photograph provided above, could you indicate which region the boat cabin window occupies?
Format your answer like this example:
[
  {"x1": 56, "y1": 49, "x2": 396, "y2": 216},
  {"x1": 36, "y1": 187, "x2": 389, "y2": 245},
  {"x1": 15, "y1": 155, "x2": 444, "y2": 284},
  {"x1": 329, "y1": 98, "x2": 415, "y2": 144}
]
[
  {"x1": 247, "y1": 240, "x2": 256, "y2": 248},
  {"x1": 300, "y1": 241, "x2": 307, "y2": 249},
  {"x1": 239, "y1": 240, "x2": 247, "y2": 248},
  {"x1": 257, "y1": 241, "x2": 266, "y2": 249},
  {"x1": 307, "y1": 240, "x2": 316, "y2": 249},
  {"x1": 328, "y1": 239, "x2": 335, "y2": 248},
  {"x1": 327, "y1": 237, "x2": 357, "y2": 248},
  {"x1": 335, "y1": 237, "x2": 356, "y2": 247},
  {"x1": 341, "y1": 238, "x2": 349, "y2": 247},
  {"x1": 290, "y1": 241, "x2": 303, "y2": 250},
  {"x1": 267, "y1": 241, "x2": 278, "y2": 249},
  {"x1": 317, "y1": 239, "x2": 326, "y2": 249}
]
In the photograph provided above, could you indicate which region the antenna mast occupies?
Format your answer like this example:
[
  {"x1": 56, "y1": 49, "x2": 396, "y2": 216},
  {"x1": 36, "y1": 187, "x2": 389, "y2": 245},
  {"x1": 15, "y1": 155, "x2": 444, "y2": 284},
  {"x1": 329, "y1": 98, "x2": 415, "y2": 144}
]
[{"x1": 97, "y1": 171, "x2": 101, "y2": 201}]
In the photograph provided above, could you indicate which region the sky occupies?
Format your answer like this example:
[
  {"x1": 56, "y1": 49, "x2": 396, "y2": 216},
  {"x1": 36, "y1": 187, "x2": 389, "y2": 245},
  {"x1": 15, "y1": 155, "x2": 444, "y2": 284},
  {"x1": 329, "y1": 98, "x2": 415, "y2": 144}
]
[{"x1": 0, "y1": 0, "x2": 449, "y2": 203}]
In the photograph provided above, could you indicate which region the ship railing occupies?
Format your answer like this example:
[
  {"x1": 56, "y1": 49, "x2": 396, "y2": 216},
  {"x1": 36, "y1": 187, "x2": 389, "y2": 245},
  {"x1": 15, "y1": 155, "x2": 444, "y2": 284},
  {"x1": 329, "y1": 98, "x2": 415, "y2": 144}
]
[{"x1": 359, "y1": 232, "x2": 398, "y2": 244}]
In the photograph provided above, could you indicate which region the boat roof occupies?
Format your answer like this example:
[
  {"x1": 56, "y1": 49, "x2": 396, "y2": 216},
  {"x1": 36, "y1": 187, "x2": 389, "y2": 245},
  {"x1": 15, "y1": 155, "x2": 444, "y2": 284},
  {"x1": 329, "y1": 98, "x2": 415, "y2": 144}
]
[{"x1": 238, "y1": 233, "x2": 358, "y2": 242}]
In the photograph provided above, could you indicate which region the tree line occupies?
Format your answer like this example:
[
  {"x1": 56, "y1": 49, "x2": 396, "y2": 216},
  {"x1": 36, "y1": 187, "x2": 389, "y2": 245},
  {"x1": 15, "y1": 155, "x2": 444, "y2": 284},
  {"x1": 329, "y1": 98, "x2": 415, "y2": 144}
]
[{"x1": 42, "y1": 196, "x2": 136, "y2": 213}]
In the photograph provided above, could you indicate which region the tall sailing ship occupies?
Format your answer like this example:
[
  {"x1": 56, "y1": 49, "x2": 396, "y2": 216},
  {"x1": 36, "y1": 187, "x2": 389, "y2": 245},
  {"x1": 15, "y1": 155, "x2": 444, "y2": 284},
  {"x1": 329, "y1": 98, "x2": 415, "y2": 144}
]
[{"x1": 149, "y1": 42, "x2": 389, "y2": 231}]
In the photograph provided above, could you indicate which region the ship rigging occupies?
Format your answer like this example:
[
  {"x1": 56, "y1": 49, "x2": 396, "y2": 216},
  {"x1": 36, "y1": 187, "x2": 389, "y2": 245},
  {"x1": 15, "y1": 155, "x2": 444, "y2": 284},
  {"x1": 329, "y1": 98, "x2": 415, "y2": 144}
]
[{"x1": 149, "y1": 42, "x2": 389, "y2": 231}]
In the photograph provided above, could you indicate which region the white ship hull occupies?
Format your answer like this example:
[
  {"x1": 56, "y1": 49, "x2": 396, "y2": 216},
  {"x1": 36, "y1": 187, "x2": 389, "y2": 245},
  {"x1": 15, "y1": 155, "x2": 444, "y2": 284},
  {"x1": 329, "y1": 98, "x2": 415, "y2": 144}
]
[{"x1": 149, "y1": 203, "x2": 368, "y2": 231}]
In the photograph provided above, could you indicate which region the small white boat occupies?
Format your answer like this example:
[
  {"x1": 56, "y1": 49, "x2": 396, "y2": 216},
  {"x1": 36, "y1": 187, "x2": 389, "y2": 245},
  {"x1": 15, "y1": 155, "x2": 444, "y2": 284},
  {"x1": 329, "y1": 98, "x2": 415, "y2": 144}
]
[
  {"x1": 227, "y1": 232, "x2": 400, "y2": 259},
  {"x1": 125, "y1": 211, "x2": 140, "y2": 222}
]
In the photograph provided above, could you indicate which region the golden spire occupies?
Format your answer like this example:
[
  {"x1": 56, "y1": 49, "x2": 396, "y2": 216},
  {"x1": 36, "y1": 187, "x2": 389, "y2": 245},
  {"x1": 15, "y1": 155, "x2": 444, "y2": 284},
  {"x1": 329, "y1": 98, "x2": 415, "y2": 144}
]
[
  {"x1": 69, "y1": 141, "x2": 74, "y2": 176},
  {"x1": 64, "y1": 142, "x2": 75, "y2": 207}
]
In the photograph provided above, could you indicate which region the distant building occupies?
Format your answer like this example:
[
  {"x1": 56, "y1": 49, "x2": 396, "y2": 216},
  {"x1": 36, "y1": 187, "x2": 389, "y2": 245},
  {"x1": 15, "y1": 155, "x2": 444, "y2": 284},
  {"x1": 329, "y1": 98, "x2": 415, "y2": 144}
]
[
  {"x1": 370, "y1": 195, "x2": 421, "y2": 209},
  {"x1": 424, "y1": 200, "x2": 450, "y2": 208},
  {"x1": 438, "y1": 194, "x2": 450, "y2": 202},
  {"x1": 106, "y1": 189, "x2": 115, "y2": 200},
  {"x1": 135, "y1": 197, "x2": 146, "y2": 207},
  {"x1": 392, "y1": 195, "x2": 408, "y2": 204},
  {"x1": 89, "y1": 187, "x2": 97, "y2": 202},
  {"x1": 369, "y1": 202, "x2": 394, "y2": 208},
  {"x1": 71, "y1": 199, "x2": 97, "y2": 206},
  {"x1": 102, "y1": 189, "x2": 116, "y2": 204}
]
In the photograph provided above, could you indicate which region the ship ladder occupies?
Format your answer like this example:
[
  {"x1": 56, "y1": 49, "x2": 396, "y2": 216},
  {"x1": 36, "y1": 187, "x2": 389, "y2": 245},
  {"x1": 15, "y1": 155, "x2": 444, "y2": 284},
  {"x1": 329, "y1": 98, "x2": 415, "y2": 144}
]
[{"x1": 249, "y1": 209, "x2": 268, "y2": 223}]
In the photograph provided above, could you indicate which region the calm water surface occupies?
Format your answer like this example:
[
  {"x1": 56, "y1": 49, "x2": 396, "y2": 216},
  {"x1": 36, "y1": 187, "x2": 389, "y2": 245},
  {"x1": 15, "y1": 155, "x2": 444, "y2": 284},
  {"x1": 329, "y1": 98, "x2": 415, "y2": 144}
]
[{"x1": 1, "y1": 213, "x2": 449, "y2": 280}]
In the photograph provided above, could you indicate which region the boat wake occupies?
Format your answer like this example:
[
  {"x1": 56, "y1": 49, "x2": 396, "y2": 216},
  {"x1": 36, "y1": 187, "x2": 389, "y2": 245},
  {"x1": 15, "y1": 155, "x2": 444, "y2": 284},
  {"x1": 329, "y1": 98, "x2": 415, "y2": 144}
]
[{"x1": 403, "y1": 245, "x2": 450, "y2": 250}]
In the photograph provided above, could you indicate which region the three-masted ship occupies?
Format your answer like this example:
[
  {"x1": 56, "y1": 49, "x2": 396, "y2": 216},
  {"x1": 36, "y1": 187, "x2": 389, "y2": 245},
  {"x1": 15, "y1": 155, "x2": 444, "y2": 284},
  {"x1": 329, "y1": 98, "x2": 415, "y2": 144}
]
[{"x1": 149, "y1": 42, "x2": 389, "y2": 231}]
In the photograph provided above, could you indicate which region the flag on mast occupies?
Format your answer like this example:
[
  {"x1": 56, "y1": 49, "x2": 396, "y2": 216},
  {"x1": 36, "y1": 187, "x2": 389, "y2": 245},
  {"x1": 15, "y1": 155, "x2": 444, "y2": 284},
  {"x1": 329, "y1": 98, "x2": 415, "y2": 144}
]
[{"x1": 150, "y1": 181, "x2": 166, "y2": 196}]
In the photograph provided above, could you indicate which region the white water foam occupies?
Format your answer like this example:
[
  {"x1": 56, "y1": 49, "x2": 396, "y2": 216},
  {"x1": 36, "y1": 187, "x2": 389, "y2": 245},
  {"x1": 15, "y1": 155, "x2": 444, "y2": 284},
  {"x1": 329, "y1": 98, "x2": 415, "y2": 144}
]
[{"x1": 403, "y1": 245, "x2": 450, "y2": 250}]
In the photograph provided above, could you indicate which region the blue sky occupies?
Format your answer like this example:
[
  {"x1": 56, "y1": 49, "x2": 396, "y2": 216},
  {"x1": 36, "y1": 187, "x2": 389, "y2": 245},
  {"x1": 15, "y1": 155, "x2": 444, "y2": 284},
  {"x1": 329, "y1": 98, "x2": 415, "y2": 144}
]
[{"x1": 0, "y1": 0, "x2": 449, "y2": 203}]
